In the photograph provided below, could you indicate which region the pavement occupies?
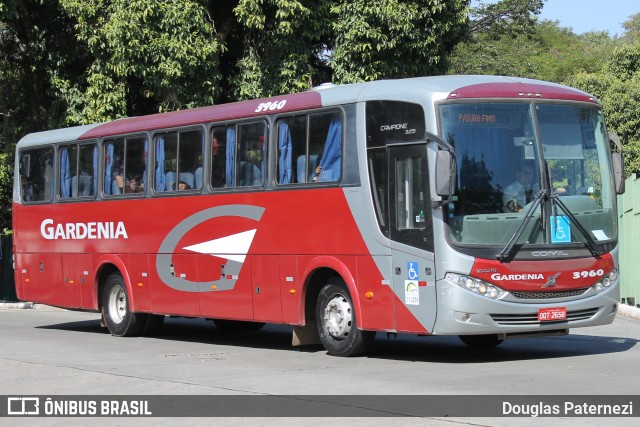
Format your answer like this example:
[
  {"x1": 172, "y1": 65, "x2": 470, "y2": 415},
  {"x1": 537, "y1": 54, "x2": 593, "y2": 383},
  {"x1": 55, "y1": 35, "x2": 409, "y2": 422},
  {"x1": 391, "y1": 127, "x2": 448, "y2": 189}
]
[{"x1": 2, "y1": 300, "x2": 640, "y2": 319}]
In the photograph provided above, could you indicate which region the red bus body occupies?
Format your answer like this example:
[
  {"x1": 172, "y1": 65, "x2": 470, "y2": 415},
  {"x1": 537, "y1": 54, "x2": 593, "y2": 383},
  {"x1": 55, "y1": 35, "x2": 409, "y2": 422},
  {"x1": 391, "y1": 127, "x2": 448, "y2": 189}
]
[{"x1": 13, "y1": 76, "x2": 621, "y2": 355}]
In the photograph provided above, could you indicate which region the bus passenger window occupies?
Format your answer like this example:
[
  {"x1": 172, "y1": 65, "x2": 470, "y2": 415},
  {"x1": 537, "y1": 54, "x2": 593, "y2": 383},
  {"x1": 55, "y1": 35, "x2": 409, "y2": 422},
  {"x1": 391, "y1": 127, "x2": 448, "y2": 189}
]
[
  {"x1": 237, "y1": 122, "x2": 267, "y2": 187},
  {"x1": 105, "y1": 137, "x2": 147, "y2": 196},
  {"x1": 60, "y1": 143, "x2": 97, "y2": 199},
  {"x1": 78, "y1": 144, "x2": 97, "y2": 197},
  {"x1": 310, "y1": 112, "x2": 342, "y2": 182},
  {"x1": 277, "y1": 111, "x2": 342, "y2": 185},
  {"x1": 277, "y1": 116, "x2": 305, "y2": 184},
  {"x1": 59, "y1": 145, "x2": 78, "y2": 199},
  {"x1": 20, "y1": 147, "x2": 54, "y2": 202},
  {"x1": 210, "y1": 126, "x2": 229, "y2": 188},
  {"x1": 155, "y1": 129, "x2": 203, "y2": 192},
  {"x1": 178, "y1": 130, "x2": 203, "y2": 191}
]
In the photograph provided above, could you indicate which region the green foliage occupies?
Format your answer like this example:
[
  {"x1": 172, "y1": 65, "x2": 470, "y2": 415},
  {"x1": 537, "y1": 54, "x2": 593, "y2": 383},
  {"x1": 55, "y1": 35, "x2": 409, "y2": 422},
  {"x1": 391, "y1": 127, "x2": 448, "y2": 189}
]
[
  {"x1": 59, "y1": 0, "x2": 221, "y2": 122},
  {"x1": 566, "y1": 43, "x2": 640, "y2": 176},
  {"x1": 450, "y1": 17, "x2": 612, "y2": 82},
  {"x1": 469, "y1": 0, "x2": 544, "y2": 36},
  {"x1": 1, "y1": 0, "x2": 470, "y2": 231},
  {"x1": 330, "y1": 0, "x2": 468, "y2": 82}
]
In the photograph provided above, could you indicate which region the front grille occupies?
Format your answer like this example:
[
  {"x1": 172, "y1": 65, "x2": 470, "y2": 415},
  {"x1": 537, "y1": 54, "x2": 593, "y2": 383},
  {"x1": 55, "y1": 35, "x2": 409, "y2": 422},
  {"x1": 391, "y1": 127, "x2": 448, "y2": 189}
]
[
  {"x1": 490, "y1": 308, "x2": 600, "y2": 325},
  {"x1": 510, "y1": 287, "x2": 590, "y2": 300}
]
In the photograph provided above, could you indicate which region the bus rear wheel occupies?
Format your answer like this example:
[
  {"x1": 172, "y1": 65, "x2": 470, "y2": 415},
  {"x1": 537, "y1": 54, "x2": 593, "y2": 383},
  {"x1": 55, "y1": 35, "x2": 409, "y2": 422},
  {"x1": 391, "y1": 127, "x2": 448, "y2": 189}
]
[
  {"x1": 316, "y1": 278, "x2": 374, "y2": 357},
  {"x1": 102, "y1": 272, "x2": 146, "y2": 337},
  {"x1": 459, "y1": 334, "x2": 504, "y2": 348}
]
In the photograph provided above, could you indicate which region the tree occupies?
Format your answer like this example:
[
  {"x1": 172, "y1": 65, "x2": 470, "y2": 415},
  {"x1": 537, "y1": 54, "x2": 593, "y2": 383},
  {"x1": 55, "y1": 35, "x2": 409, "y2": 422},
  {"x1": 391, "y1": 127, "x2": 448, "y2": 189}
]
[
  {"x1": 448, "y1": 0, "x2": 616, "y2": 83},
  {"x1": 448, "y1": 0, "x2": 545, "y2": 77},
  {"x1": 0, "y1": 0, "x2": 89, "y2": 232},
  {"x1": 566, "y1": 43, "x2": 640, "y2": 176},
  {"x1": 55, "y1": 0, "x2": 469, "y2": 120},
  {"x1": 58, "y1": 0, "x2": 222, "y2": 122},
  {"x1": 0, "y1": 0, "x2": 470, "y2": 230}
]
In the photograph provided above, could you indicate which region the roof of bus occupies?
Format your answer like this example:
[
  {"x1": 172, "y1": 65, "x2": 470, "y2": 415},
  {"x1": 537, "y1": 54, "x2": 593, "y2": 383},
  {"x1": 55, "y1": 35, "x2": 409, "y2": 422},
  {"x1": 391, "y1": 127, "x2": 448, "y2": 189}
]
[{"x1": 17, "y1": 75, "x2": 598, "y2": 148}]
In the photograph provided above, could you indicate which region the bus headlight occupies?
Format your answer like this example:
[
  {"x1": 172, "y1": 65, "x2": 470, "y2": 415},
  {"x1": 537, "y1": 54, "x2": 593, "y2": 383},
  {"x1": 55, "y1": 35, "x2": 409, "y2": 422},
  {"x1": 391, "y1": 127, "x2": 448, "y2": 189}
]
[
  {"x1": 592, "y1": 268, "x2": 618, "y2": 294},
  {"x1": 445, "y1": 273, "x2": 506, "y2": 300}
]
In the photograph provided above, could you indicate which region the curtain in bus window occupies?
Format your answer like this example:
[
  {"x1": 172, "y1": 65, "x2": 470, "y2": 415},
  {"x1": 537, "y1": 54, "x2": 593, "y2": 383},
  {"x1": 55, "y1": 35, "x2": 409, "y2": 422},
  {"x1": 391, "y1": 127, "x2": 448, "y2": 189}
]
[
  {"x1": 155, "y1": 137, "x2": 166, "y2": 191},
  {"x1": 226, "y1": 127, "x2": 236, "y2": 187},
  {"x1": 104, "y1": 142, "x2": 114, "y2": 195},
  {"x1": 60, "y1": 148, "x2": 70, "y2": 198},
  {"x1": 278, "y1": 122, "x2": 292, "y2": 183},
  {"x1": 318, "y1": 118, "x2": 342, "y2": 182}
]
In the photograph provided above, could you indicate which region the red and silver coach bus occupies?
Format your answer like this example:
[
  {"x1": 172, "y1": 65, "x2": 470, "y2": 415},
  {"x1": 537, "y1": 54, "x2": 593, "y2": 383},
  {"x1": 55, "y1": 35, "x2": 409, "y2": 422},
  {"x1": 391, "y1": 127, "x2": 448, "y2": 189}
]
[{"x1": 13, "y1": 76, "x2": 624, "y2": 356}]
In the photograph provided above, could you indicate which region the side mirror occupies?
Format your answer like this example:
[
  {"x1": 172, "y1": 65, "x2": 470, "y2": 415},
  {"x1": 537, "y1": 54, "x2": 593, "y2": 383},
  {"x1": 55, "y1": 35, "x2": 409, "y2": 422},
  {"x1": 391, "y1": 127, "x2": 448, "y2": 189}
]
[
  {"x1": 435, "y1": 150, "x2": 456, "y2": 197},
  {"x1": 609, "y1": 132, "x2": 625, "y2": 194},
  {"x1": 19, "y1": 154, "x2": 31, "y2": 178}
]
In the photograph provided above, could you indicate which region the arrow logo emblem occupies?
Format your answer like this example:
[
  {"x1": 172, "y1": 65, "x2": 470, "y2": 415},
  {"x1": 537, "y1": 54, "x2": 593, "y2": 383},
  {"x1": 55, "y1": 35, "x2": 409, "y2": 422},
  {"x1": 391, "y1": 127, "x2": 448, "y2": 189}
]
[{"x1": 182, "y1": 229, "x2": 257, "y2": 263}]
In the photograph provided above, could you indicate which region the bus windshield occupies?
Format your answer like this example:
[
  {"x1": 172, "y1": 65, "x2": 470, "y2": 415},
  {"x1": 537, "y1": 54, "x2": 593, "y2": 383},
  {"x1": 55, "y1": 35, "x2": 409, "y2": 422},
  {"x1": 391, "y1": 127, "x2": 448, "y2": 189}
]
[{"x1": 439, "y1": 102, "x2": 617, "y2": 247}]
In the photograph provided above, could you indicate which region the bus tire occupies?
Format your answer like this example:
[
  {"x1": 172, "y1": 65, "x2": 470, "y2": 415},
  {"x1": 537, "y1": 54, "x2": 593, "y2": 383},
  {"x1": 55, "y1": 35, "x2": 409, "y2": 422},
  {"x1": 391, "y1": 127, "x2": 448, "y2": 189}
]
[
  {"x1": 102, "y1": 272, "x2": 146, "y2": 337},
  {"x1": 459, "y1": 334, "x2": 504, "y2": 348},
  {"x1": 316, "y1": 278, "x2": 374, "y2": 357}
]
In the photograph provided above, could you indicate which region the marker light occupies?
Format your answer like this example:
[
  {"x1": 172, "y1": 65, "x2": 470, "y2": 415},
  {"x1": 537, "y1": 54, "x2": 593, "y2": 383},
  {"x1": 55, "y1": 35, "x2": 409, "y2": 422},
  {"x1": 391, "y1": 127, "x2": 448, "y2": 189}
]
[{"x1": 445, "y1": 273, "x2": 506, "y2": 300}]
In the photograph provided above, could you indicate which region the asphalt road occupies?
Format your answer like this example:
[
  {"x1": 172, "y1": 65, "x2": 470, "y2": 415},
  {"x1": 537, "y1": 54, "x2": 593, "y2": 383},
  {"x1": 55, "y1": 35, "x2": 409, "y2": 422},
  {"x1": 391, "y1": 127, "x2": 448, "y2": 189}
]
[{"x1": 0, "y1": 307, "x2": 638, "y2": 426}]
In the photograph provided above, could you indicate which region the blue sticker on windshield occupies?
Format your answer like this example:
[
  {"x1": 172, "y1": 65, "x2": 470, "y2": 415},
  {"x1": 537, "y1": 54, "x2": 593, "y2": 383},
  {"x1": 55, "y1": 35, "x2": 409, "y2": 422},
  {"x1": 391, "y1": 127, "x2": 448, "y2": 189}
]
[{"x1": 551, "y1": 215, "x2": 571, "y2": 243}]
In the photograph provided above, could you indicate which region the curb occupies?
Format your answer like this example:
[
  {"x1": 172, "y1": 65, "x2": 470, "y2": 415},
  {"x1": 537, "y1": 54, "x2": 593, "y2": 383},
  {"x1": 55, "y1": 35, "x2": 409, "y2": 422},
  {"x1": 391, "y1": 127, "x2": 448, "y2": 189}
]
[
  {"x1": 616, "y1": 302, "x2": 640, "y2": 320},
  {"x1": 0, "y1": 301, "x2": 66, "y2": 310}
]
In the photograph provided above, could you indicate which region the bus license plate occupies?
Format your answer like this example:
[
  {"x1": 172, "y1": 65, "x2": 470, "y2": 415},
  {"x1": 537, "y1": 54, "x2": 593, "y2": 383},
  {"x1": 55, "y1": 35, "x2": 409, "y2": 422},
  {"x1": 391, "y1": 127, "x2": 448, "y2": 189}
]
[{"x1": 538, "y1": 307, "x2": 567, "y2": 322}]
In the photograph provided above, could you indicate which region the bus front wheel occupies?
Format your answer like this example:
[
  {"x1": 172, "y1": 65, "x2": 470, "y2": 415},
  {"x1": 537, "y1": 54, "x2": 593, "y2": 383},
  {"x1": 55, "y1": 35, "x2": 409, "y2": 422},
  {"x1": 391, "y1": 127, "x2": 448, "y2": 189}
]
[
  {"x1": 102, "y1": 272, "x2": 146, "y2": 337},
  {"x1": 316, "y1": 278, "x2": 374, "y2": 357}
]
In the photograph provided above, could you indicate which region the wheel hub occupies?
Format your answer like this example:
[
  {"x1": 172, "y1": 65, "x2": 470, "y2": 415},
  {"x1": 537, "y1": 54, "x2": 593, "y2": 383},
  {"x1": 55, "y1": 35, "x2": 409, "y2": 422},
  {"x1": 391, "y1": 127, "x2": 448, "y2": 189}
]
[
  {"x1": 108, "y1": 286, "x2": 127, "y2": 324},
  {"x1": 323, "y1": 295, "x2": 352, "y2": 339}
]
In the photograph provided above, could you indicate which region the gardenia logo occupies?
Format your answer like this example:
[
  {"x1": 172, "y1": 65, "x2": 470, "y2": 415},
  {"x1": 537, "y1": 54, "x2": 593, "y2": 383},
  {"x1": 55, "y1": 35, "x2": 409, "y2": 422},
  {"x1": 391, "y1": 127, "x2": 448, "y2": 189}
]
[
  {"x1": 40, "y1": 218, "x2": 128, "y2": 240},
  {"x1": 490, "y1": 273, "x2": 544, "y2": 281}
]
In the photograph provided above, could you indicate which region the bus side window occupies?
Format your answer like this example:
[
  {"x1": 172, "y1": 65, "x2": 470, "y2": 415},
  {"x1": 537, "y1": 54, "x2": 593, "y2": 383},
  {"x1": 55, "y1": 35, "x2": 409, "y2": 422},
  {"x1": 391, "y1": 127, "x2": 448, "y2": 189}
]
[
  {"x1": 60, "y1": 143, "x2": 97, "y2": 199},
  {"x1": 237, "y1": 122, "x2": 267, "y2": 187},
  {"x1": 105, "y1": 137, "x2": 147, "y2": 196},
  {"x1": 310, "y1": 112, "x2": 342, "y2": 183},
  {"x1": 277, "y1": 111, "x2": 342, "y2": 185},
  {"x1": 210, "y1": 126, "x2": 229, "y2": 189},
  {"x1": 20, "y1": 147, "x2": 54, "y2": 203},
  {"x1": 277, "y1": 116, "x2": 305, "y2": 184},
  {"x1": 156, "y1": 129, "x2": 202, "y2": 192},
  {"x1": 178, "y1": 129, "x2": 203, "y2": 191},
  {"x1": 59, "y1": 145, "x2": 77, "y2": 199}
]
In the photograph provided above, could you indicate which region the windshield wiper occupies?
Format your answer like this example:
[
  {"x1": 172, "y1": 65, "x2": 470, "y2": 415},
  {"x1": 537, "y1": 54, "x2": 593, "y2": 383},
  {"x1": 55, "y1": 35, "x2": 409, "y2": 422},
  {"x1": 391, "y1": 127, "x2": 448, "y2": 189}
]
[
  {"x1": 550, "y1": 194, "x2": 602, "y2": 259},
  {"x1": 496, "y1": 189, "x2": 547, "y2": 262},
  {"x1": 496, "y1": 189, "x2": 603, "y2": 262}
]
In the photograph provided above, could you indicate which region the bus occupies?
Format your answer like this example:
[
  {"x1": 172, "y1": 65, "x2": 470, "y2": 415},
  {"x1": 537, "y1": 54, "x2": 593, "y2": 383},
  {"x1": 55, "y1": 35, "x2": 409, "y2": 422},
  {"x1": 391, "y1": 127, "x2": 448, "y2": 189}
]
[{"x1": 13, "y1": 75, "x2": 624, "y2": 356}]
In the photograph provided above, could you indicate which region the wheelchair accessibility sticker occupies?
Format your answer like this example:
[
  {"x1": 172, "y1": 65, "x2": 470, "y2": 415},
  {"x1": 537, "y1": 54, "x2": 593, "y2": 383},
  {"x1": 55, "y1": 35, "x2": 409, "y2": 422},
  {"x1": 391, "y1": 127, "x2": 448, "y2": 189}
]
[
  {"x1": 407, "y1": 262, "x2": 419, "y2": 280},
  {"x1": 551, "y1": 215, "x2": 571, "y2": 243}
]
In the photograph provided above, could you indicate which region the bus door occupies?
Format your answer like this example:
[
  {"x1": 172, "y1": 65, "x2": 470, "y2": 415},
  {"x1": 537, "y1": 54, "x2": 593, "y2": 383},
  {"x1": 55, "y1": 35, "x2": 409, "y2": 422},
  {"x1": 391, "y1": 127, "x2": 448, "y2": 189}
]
[{"x1": 388, "y1": 144, "x2": 437, "y2": 333}]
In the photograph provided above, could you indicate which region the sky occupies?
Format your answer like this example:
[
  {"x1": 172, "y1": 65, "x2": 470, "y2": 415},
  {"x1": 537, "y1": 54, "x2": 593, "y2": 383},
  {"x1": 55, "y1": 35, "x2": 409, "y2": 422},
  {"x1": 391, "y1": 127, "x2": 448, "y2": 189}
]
[{"x1": 473, "y1": 0, "x2": 640, "y2": 36}]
